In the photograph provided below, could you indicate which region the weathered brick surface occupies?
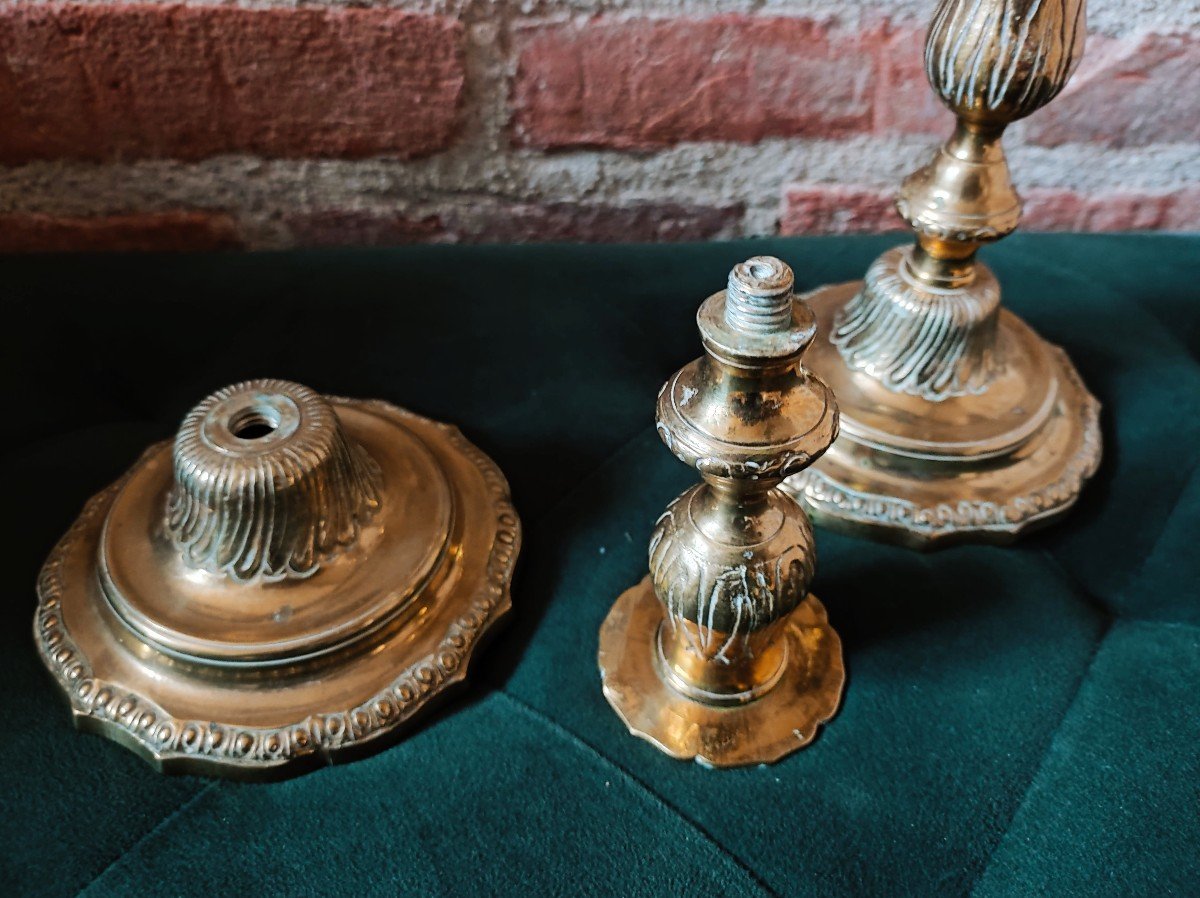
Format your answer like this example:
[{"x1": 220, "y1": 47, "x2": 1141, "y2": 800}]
[
  {"x1": 874, "y1": 24, "x2": 956, "y2": 135},
  {"x1": 0, "y1": 212, "x2": 241, "y2": 252},
  {"x1": 780, "y1": 184, "x2": 901, "y2": 235},
  {"x1": 512, "y1": 16, "x2": 882, "y2": 149},
  {"x1": 1026, "y1": 33, "x2": 1200, "y2": 148},
  {"x1": 286, "y1": 211, "x2": 446, "y2": 247},
  {"x1": 450, "y1": 201, "x2": 744, "y2": 243},
  {"x1": 0, "y1": 3, "x2": 1193, "y2": 250},
  {"x1": 283, "y1": 202, "x2": 742, "y2": 245},
  {"x1": 1022, "y1": 188, "x2": 1196, "y2": 231},
  {"x1": 1165, "y1": 188, "x2": 1200, "y2": 230},
  {"x1": 0, "y1": 5, "x2": 465, "y2": 163}
]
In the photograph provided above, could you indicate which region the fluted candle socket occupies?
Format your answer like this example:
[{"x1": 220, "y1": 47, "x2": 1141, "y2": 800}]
[
  {"x1": 167, "y1": 380, "x2": 382, "y2": 582},
  {"x1": 599, "y1": 256, "x2": 845, "y2": 767}
]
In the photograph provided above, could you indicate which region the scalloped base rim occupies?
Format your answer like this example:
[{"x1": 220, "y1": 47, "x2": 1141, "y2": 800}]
[
  {"x1": 785, "y1": 363, "x2": 1101, "y2": 550},
  {"x1": 791, "y1": 467, "x2": 1090, "y2": 550},
  {"x1": 33, "y1": 399, "x2": 520, "y2": 780},
  {"x1": 598, "y1": 577, "x2": 845, "y2": 768}
]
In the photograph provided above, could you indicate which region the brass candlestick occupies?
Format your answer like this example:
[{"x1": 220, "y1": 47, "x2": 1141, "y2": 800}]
[
  {"x1": 599, "y1": 257, "x2": 845, "y2": 767},
  {"x1": 34, "y1": 379, "x2": 519, "y2": 779},
  {"x1": 782, "y1": 0, "x2": 1101, "y2": 548}
]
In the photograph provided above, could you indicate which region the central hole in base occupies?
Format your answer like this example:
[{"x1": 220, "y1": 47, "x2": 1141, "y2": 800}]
[{"x1": 228, "y1": 403, "x2": 282, "y2": 440}]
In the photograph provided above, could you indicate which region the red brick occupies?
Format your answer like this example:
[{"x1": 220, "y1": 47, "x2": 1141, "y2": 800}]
[
  {"x1": 512, "y1": 16, "x2": 881, "y2": 149},
  {"x1": 286, "y1": 211, "x2": 446, "y2": 247},
  {"x1": 1022, "y1": 189, "x2": 1186, "y2": 231},
  {"x1": 449, "y1": 201, "x2": 744, "y2": 243},
  {"x1": 0, "y1": 5, "x2": 464, "y2": 163},
  {"x1": 779, "y1": 184, "x2": 902, "y2": 235},
  {"x1": 1026, "y1": 33, "x2": 1200, "y2": 148},
  {"x1": 1164, "y1": 187, "x2": 1200, "y2": 231},
  {"x1": 0, "y1": 212, "x2": 241, "y2": 252},
  {"x1": 874, "y1": 24, "x2": 956, "y2": 135}
]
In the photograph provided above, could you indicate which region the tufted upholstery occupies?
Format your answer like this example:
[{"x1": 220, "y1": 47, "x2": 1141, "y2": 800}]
[{"x1": 3, "y1": 234, "x2": 1197, "y2": 896}]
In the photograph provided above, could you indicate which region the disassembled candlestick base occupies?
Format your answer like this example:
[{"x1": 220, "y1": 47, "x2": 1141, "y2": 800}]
[
  {"x1": 35, "y1": 379, "x2": 519, "y2": 779},
  {"x1": 599, "y1": 257, "x2": 844, "y2": 767}
]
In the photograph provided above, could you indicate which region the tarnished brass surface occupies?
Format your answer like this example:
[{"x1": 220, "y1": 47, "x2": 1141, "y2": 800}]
[
  {"x1": 34, "y1": 379, "x2": 519, "y2": 779},
  {"x1": 782, "y1": 0, "x2": 1101, "y2": 548},
  {"x1": 600, "y1": 579, "x2": 842, "y2": 767},
  {"x1": 599, "y1": 257, "x2": 845, "y2": 768}
]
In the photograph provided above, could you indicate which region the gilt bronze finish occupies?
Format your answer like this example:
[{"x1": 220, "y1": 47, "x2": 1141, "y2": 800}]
[
  {"x1": 34, "y1": 379, "x2": 519, "y2": 779},
  {"x1": 782, "y1": 0, "x2": 1101, "y2": 548},
  {"x1": 599, "y1": 257, "x2": 845, "y2": 767}
]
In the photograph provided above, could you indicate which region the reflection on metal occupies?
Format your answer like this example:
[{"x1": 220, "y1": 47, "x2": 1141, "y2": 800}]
[
  {"x1": 35, "y1": 379, "x2": 519, "y2": 779},
  {"x1": 782, "y1": 0, "x2": 1101, "y2": 548},
  {"x1": 599, "y1": 257, "x2": 845, "y2": 768}
]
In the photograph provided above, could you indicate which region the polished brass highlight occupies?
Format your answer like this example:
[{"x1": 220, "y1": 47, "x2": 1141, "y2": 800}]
[
  {"x1": 599, "y1": 257, "x2": 845, "y2": 767},
  {"x1": 781, "y1": 0, "x2": 1101, "y2": 548},
  {"x1": 34, "y1": 379, "x2": 519, "y2": 779}
]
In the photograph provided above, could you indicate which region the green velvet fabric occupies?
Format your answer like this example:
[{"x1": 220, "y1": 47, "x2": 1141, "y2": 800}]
[{"x1": 1, "y1": 234, "x2": 1196, "y2": 897}]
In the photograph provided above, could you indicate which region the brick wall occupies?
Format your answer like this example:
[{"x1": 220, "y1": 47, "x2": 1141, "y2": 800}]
[{"x1": 0, "y1": 0, "x2": 1196, "y2": 250}]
